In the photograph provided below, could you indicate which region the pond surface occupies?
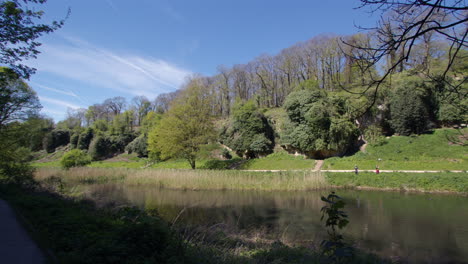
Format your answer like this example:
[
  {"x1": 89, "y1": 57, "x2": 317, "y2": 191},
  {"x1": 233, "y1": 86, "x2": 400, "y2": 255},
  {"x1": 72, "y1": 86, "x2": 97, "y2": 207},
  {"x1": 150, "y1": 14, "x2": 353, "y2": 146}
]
[{"x1": 80, "y1": 184, "x2": 468, "y2": 263}]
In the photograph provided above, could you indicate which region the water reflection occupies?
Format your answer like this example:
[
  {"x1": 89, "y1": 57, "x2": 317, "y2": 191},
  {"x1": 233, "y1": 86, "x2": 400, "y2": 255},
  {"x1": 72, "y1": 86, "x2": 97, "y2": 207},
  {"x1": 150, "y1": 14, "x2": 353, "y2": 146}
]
[{"x1": 81, "y1": 184, "x2": 468, "y2": 263}]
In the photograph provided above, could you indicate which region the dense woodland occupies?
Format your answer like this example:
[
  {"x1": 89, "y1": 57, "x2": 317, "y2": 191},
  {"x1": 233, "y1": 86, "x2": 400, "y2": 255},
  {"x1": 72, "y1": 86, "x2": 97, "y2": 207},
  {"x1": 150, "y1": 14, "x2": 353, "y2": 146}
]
[
  {"x1": 0, "y1": 0, "x2": 467, "y2": 170},
  {"x1": 2, "y1": 31, "x2": 466, "y2": 169}
]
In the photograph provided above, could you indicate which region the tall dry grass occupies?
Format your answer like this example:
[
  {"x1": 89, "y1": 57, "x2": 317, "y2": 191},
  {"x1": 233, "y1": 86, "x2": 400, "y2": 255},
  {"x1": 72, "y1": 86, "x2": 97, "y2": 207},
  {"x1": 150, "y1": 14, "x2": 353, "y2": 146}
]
[
  {"x1": 35, "y1": 167, "x2": 127, "y2": 183},
  {"x1": 35, "y1": 167, "x2": 330, "y2": 191}
]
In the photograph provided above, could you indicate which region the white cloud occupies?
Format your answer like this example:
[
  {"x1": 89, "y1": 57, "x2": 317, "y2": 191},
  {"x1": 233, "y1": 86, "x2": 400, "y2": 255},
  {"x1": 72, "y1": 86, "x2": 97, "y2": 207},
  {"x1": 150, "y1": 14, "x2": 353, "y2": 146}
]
[
  {"x1": 39, "y1": 96, "x2": 82, "y2": 109},
  {"x1": 31, "y1": 82, "x2": 89, "y2": 105},
  {"x1": 33, "y1": 83, "x2": 76, "y2": 98},
  {"x1": 31, "y1": 37, "x2": 192, "y2": 99},
  {"x1": 31, "y1": 82, "x2": 81, "y2": 99}
]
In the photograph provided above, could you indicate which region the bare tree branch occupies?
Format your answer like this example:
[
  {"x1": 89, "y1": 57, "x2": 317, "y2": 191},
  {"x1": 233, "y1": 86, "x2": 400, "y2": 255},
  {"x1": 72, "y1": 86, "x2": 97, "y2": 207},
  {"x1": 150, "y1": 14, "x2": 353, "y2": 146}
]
[{"x1": 342, "y1": 0, "x2": 468, "y2": 117}]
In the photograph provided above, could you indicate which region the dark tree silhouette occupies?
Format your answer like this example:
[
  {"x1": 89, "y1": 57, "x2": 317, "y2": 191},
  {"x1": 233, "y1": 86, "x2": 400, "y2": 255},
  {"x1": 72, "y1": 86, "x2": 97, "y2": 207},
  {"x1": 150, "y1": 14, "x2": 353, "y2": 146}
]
[
  {"x1": 0, "y1": 0, "x2": 68, "y2": 78},
  {"x1": 0, "y1": 69, "x2": 41, "y2": 128}
]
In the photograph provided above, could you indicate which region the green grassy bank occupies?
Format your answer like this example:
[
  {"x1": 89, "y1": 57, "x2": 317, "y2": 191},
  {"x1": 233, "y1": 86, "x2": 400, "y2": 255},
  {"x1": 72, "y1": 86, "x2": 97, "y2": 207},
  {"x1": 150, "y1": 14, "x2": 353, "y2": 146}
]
[
  {"x1": 325, "y1": 172, "x2": 468, "y2": 193},
  {"x1": 33, "y1": 152, "x2": 315, "y2": 171},
  {"x1": 239, "y1": 152, "x2": 314, "y2": 170},
  {"x1": 325, "y1": 129, "x2": 467, "y2": 170},
  {"x1": 33, "y1": 129, "x2": 466, "y2": 172}
]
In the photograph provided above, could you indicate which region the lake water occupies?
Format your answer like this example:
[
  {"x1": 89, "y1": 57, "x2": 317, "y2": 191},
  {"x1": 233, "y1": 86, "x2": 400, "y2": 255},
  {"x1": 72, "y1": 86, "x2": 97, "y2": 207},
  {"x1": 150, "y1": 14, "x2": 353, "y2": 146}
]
[{"x1": 80, "y1": 184, "x2": 468, "y2": 263}]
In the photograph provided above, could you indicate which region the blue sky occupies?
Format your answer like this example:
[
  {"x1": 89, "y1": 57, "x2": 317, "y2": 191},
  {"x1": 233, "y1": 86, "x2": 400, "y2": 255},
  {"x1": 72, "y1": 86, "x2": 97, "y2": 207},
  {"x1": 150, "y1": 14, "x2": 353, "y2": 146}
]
[{"x1": 25, "y1": 0, "x2": 378, "y2": 121}]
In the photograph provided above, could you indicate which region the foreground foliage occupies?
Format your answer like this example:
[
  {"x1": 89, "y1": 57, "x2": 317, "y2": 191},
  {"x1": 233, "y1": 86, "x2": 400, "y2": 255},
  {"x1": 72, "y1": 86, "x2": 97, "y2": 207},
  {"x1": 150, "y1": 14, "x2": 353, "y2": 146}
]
[
  {"x1": 320, "y1": 192, "x2": 353, "y2": 263},
  {"x1": 0, "y1": 0, "x2": 65, "y2": 78},
  {"x1": 0, "y1": 181, "x2": 391, "y2": 264},
  {"x1": 0, "y1": 184, "x2": 189, "y2": 264}
]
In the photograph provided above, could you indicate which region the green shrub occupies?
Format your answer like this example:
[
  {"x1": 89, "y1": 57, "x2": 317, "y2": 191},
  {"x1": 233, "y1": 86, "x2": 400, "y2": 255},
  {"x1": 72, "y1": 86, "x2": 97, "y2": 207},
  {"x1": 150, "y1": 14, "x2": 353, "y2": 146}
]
[
  {"x1": 70, "y1": 133, "x2": 79, "y2": 149},
  {"x1": 92, "y1": 119, "x2": 109, "y2": 132},
  {"x1": 88, "y1": 136, "x2": 111, "y2": 160},
  {"x1": 281, "y1": 89, "x2": 359, "y2": 157},
  {"x1": 221, "y1": 148, "x2": 232, "y2": 159},
  {"x1": 199, "y1": 159, "x2": 240, "y2": 170},
  {"x1": 108, "y1": 134, "x2": 134, "y2": 153},
  {"x1": 364, "y1": 125, "x2": 386, "y2": 146},
  {"x1": 77, "y1": 128, "x2": 94, "y2": 150},
  {"x1": 43, "y1": 129, "x2": 70, "y2": 153},
  {"x1": 148, "y1": 150, "x2": 161, "y2": 162},
  {"x1": 43, "y1": 133, "x2": 55, "y2": 153},
  {"x1": 221, "y1": 101, "x2": 275, "y2": 159},
  {"x1": 125, "y1": 135, "x2": 148, "y2": 157},
  {"x1": 0, "y1": 147, "x2": 35, "y2": 185},
  {"x1": 438, "y1": 103, "x2": 465, "y2": 126},
  {"x1": 60, "y1": 149, "x2": 92, "y2": 169},
  {"x1": 53, "y1": 129, "x2": 70, "y2": 147},
  {"x1": 389, "y1": 76, "x2": 430, "y2": 135}
]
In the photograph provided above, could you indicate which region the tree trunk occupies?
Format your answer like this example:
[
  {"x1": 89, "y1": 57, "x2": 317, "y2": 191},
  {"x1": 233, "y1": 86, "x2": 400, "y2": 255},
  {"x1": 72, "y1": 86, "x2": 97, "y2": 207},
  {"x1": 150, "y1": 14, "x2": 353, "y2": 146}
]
[{"x1": 189, "y1": 159, "x2": 196, "y2": 169}]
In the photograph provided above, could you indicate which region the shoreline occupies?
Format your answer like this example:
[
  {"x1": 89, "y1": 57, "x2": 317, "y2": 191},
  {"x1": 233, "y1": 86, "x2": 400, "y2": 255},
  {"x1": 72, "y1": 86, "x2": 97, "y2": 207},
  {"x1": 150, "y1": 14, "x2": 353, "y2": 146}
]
[
  {"x1": 331, "y1": 185, "x2": 468, "y2": 196},
  {"x1": 111, "y1": 182, "x2": 468, "y2": 196},
  {"x1": 34, "y1": 167, "x2": 468, "y2": 195}
]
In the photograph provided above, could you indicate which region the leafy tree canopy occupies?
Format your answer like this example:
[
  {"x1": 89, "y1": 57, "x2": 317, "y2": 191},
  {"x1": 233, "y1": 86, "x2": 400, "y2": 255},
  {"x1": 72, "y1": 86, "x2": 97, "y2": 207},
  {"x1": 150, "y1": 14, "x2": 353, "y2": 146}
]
[
  {"x1": 389, "y1": 74, "x2": 431, "y2": 135},
  {"x1": 0, "y1": 68, "x2": 41, "y2": 128},
  {"x1": 221, "y1": 100, "x2": 274, "y2": 158},
  {"x1": 282, "y1": 88, "x2": 359, "y2": 158},
  {"x1": 0, "y1": 0, "x2": 66, "y2": 78},
  {"x1": 148, "y1": 81, "x2": 215, "y2": 169}
]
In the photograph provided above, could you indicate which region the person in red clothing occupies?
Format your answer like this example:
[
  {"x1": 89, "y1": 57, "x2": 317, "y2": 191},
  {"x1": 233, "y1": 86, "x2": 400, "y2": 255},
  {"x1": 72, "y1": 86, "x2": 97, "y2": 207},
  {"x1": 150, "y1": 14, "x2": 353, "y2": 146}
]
[{"x1": 376, "y1": 165, "x2": 380, "y2": 174}]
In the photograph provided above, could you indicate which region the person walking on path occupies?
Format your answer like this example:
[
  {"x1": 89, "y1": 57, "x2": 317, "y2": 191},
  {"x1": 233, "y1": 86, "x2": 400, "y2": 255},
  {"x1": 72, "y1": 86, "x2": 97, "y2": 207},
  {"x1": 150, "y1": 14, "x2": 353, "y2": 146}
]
[
  {"x1": 354, "y1": 165, "x2": 358, "y2": 175},
  {"x1": 0, "y1": 199, "x2": 46, "y2": 264},
  {"x1": 376, "y1": 165, "x2": 380, "y2": 174}
]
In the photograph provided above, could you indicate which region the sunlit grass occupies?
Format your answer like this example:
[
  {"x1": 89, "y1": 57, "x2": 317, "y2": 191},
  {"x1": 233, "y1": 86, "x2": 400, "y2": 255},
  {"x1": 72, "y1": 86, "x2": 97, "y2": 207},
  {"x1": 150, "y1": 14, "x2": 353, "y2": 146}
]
[
  {"x1": 324, "y1": 129, "x2": 467, "y2": 170},
  {"x1": 240, "y1": 152, "x2": 314, "y2": 170},
  {"x1": 32, "y1": 161, "x2": 61, "y2": 168}
]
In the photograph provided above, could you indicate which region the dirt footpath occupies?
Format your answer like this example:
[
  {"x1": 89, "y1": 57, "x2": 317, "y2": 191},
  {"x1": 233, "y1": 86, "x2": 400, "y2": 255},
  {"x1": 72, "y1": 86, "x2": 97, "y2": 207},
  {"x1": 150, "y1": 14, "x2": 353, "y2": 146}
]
[{"x1": 0, "y1": 199, "x2": 46, "y2": 264}]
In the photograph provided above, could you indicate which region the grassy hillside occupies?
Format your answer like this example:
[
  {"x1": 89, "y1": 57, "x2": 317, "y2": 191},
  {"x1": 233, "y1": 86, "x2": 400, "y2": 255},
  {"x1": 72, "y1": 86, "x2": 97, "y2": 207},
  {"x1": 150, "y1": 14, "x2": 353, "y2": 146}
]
[
  {"x1": 240, "y1": 152, "x2": 314, "y2": 170},
  {"x1": 32, "y1": 149, "x2": 314, "y2": 171},
  {"x1": 32, "y1": 128, "x2": 467, "y2": 171},
  {"x1": 324, "y1": 128, "x2": 467, "y2": 171}
]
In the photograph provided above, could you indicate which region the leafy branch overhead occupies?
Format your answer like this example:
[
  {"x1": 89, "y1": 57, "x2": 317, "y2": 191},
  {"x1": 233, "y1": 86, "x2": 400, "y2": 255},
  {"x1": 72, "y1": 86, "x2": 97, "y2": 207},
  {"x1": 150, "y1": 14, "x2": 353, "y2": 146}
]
[
  {"x1": 343, "y1": 0, "x2": 468, "y2": 114},
  {"x1": 0, "y1": 0, "x2": 68, "y2": 79}
]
